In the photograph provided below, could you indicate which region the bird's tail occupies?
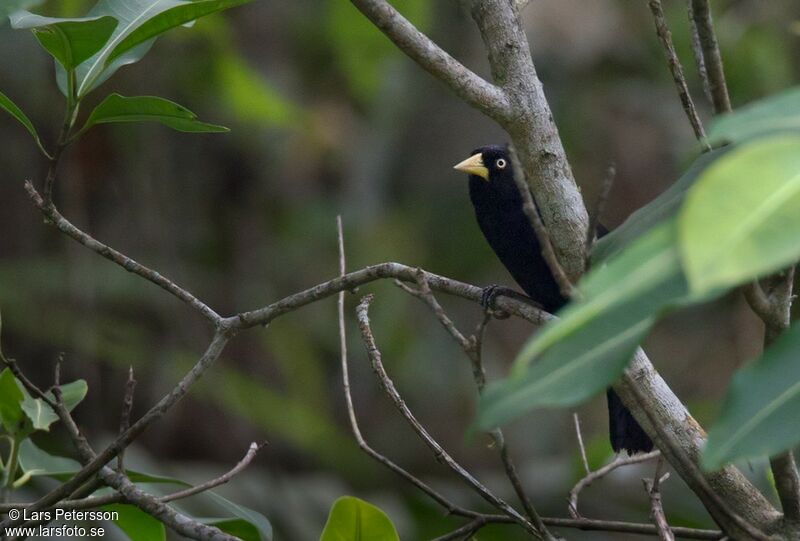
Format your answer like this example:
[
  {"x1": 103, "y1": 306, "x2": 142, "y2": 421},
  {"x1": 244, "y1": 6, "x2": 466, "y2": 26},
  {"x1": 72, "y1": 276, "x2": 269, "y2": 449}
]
[{"x1": 607, "y1": 389, "x2": 654, "y2": 455}]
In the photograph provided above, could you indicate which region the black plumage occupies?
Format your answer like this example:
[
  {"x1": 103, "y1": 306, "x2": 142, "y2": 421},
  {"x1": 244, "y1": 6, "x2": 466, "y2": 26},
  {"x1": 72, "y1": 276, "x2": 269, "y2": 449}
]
[{"x1": 455, "y1": 144, "x2": 653, "y2": 455}]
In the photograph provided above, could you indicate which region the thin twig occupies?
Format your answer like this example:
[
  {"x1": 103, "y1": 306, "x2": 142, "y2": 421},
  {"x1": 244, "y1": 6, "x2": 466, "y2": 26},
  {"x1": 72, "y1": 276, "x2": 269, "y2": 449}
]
[
  {"x1": 25, "y1": 181, "x2": 220, "y2": 324},
  {"x1": 568, "y1": 451, "x2": 660, "y2": 519},
  {"x1": 647, "y1": 0, "x2": 711, "y2": 149},
  {"x1": 584, "y1": 163, "x2": 615, "y2": 265},
  {"x1": 643, "y1": 456, "x2": 675, "y2": 541},
  {"x1": 688, "y1": 0, "x2": 732, "y2": 114},
  {"x1": 396, "y1": 273, "x2": 556, "y2": 540},
  {"x1": 573, "y1": 413, "x2": 590, "y2": 476},
  {"x1": 355, "y1": 295, "x2": 541, "y2": 538},
  {"x1": 687, "y1": 4, "x2": 714, "y2": 108},
  {"x1": 507, "y1": 145, "x2": 577, "y2": 299},
  {"x1": 117, "y1": 367, "x2": 137, "y2": 472}
]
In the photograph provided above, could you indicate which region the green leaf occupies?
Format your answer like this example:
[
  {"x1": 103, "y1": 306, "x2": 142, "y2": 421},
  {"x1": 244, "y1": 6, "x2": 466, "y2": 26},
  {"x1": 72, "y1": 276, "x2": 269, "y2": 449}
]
[
  {"x1": 71, "y1": 0, "x2": 253, "y2": 97},
  {"x1": 80, "y1": 93, "x2": 229, "y2": 133},
  {"x1": 0, "y1": 90, "x2": 48, "y2": 157},
  {"x1": 703, "y1": 324, "x2": 800, "y2": 470},
  {"x1": 203, "y1": 493, "x2": 273, "y2": 541},
  {"x1": 18, "y1": 379, "x2": 88, "y2": 432},
  {"x1": 0, "y1": 368, "x2": 25, "y2": 434},
  {"x1": 708, "y1": 86, "x2": 800, "y2": 146},
  {"x1": 679, "y1": 135, "x2": 800, "y2": 295},
  {"x1": 10, "y1": 11, "x2": 118, "y2": 70},
  {"x1": 477, "y1": 219, "x2": 717, "y2": 429},
  {"x1": 17, "y1": 438, "x2": 82, "y2": 477},
  {"x1": 320, "y1": 496, "x2": 399, "y2": 541},
  {"x1": 105, "y1": 504, "x2": 166, "y2": 541},
  {"x1": 592, "y1": 148, "x2": 728, "y2": 263}
]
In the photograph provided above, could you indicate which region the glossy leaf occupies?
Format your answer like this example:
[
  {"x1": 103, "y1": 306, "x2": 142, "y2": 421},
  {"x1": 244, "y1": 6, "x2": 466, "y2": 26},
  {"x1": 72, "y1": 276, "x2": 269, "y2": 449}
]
[
  {"x1": 18, "y1": 379, "x2": 88, "y2": 431},
  {"x1": 320, "y1": 496, "x2": 399, "y2": 541},
  {"x1": 593, "y1": 148, "x2": 728, "y2": 262},
  {"x1": 17, "y1": 438, "x2": 82, "y2": 477},
  {"x1": 71, "y1": 0, "x2": 253, "y2": 96},
  {"x1": 204, "y1": 493, "x2": 273, "y2": 541},
  {"x1": 704, "y1": 324, "x2": 800, "y2": 470},
  {"x1": 10, "y1": 11, "x2": 118, "y2": 70},
  {"x1": 679, "y1": 135, "x2": 800, "y2": 295},
  {"x1": 0, "y1": 90, "x2": 48, "y2": 156},
  {"x1": 0, "y1": 368, "x2": 25, "y2": 434},
  {"x1": 105, "y1": 504, "x2": 166, "y2": 541},
  {"x1": 708, "y1": 86, "x2": 800, "y2": 145},
  {"x1": 81, "y1": 94, "x2": 228, "y2": 133}
]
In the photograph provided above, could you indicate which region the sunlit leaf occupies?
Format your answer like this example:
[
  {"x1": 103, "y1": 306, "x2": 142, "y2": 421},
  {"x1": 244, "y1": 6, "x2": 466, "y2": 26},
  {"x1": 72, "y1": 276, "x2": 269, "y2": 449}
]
[
  {"x1": 679, "y1": 135, "x2": 800, "y2": 295},
  {"x1": 10, "y1": 11, "x2": 118, "y2": 70},
  {"x1": 320, "y1": 496, "x2": 399, "y2": 541},
  {"x1": 704, "y1": 324, "x2": 800, "y2": 470},
  {"x1": 593, "y1": 148, "x2": 727, "y2": 262},
  {"x1": 708, "y1": 86, "x2": 800, "y2": 145},
  {"x1": 80, "y1": 93, "x2": 229, "y2": 133},
  {"x1": 69, "y1": 0, "x2": 253, "y2": 97}
]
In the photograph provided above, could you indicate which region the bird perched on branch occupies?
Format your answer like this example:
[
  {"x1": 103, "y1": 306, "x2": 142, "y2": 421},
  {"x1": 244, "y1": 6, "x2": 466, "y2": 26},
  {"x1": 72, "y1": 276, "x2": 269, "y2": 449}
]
[{"x1": 454, "y1": 144, "x2": 653, "y2": 455}]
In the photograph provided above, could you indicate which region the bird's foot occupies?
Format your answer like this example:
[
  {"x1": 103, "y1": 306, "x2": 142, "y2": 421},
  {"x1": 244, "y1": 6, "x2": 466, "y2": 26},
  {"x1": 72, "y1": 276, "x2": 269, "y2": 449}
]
[{"x1": 480, "y1": 285, "x2": 542, "y2": 317}]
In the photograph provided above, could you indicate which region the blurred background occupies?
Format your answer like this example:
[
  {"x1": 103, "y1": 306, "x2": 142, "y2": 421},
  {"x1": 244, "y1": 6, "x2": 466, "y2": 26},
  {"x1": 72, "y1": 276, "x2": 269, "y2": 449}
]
[{"x1": 1, "y1": 0, "x2": 799, "y2": 538}]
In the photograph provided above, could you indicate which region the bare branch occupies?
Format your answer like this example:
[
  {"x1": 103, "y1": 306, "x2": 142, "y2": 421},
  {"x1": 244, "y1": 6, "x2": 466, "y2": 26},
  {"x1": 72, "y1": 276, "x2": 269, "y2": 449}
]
[
  {"x1": 647, "y1": 0, "x2": 710, "y2": 149},
  {"x1": 572, "y1": 413, "x2": 590, "y2": 477},
  {"x1": 117, "y1": 367, "x2": 137, "y2": 472},
  {"x1": 643, "y1": 457, "x2": 675, "y2": 541},
  {"x1": 25, "y1": 181, "x2": 221, "y2": 325},
  {"x1": 355, "y1": 294, "x2": 541, "y2": 538},
  {"x1": 348, "y1": 0, "x2": 511, "y2": 119},
  {"x1": 687, "y1": 4, "x2": 714, "y2": 108},
  {"x1": 585, "y1": 163, "x2": 615, "y2": 265},
  {"x1": 688, "y1": 0, "x2": 732, "y2": 114},
  {"x1": 568, "y1": 451, "x2": 660, "y2": 519}
]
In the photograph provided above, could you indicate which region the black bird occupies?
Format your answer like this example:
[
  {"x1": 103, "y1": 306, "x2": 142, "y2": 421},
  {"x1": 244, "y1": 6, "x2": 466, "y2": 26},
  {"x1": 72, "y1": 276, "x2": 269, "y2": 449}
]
[{"x1": 454, "y1": 144, "x2": 653, "y2": 455}]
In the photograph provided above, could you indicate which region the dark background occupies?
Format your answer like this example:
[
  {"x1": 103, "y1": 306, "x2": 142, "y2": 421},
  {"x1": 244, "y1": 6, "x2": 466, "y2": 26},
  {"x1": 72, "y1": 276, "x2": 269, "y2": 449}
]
[{"x1": 1, "y1": 0, "x2": 799, "y2": 538}]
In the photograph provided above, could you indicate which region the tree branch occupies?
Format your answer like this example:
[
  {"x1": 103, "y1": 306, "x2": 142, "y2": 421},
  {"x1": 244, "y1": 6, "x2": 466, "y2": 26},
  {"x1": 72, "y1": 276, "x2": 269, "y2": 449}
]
[
  {"x1": 25, "y1": 181, "x2": 221, "y2": 325},
  {"x1": 688, "y1": 0, "x2": 732, "y2": 114},
  {"x1": 348, "y1": 0, "x2": 511, "y2": 119}
]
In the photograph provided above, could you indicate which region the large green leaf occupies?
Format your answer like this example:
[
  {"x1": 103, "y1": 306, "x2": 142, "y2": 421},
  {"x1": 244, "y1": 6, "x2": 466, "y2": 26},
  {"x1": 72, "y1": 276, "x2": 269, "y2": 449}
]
[
  {"x1": 679, "y1": 135, "x2": 800, "y2": 295},
  {"x1": 0, "y1": 90, "x2": 47, "y2": 156},
  {"x1": 593, "y1": 148, "x2": 728, "y2": 263},
  {"x1": 203, "y1": 492, "x2": 273, "y2": 541},
  {"x1": 104, "y1": 504, "x2": 166, "y2": 541},
  {"x1": 708, "y1": 86, "x2": 800, "y2": 146},
  {"x1": 17, "y1": 438, "x2": 82, "y2": 477},
  {"x1": 703, "y1": 324, "x2": 800, "y2": 470},
  {"x1": 18, "y1": 379, "x2": 88, "y2": 431},
  {"x1": 0, "y1": 368, "x2": 25, "y2": 434},
  {"x1": 320, "y1": 496, "x2": 399, "y2": 541},
  {"x1": 10, "y1": 11, "x2": 118, "y2": 70},
  {"x1": 477, "y1": 220, "x2": 690, "y2": 428},
  {"x1": 80, "y1": 93, "x2": 228, "y2": 133},
  {"x1": 69, "y1": 0, "x2": 253, "y2": 97}
]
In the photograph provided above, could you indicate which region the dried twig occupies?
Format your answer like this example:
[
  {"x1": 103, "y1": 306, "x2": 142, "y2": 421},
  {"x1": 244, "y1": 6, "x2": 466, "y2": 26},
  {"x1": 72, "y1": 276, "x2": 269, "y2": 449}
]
[
  {"x1": 687, "y1": 5, "x2": 713, "y2": 108},
  {"x1": 355, "y1": 294, "x2": 541, "y2": 538},
  {"x1": 117, "y1": 367, "x2": 137, "y2": 472},
  {"x1": 643, "y1": 457, "x2": 675, "y2": 541},
  {"x1": 25, "y1": 181, "x2": 220, "y2": 324},
  {"x1": 646, "y1": 0, "x2": 710, "y2": 149},
  {"x1": 573, "y1": 413, "x2": 590, "y2": 476},
  {"x1": 568, "y1": 451, "x2": 660, "y2": 519}
]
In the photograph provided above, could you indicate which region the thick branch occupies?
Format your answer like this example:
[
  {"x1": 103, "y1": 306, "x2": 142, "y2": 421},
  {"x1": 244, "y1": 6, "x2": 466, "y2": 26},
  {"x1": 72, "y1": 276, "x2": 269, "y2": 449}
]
[{"x1": 348, "y1": 0, "x2": 511, "y2": 119}]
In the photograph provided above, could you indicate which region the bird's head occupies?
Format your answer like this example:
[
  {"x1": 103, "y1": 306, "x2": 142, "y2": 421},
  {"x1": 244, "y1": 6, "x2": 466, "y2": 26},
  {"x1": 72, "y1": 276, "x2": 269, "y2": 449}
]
[{"x1": 453, "y1": 145, "x2": 519, "y2": 203}]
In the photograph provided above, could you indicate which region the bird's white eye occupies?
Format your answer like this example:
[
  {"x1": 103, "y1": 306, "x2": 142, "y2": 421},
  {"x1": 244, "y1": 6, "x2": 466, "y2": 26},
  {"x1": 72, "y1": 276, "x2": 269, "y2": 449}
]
[{"x1": 495, "y1": 158, "x2": 507, "y2": 169}]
